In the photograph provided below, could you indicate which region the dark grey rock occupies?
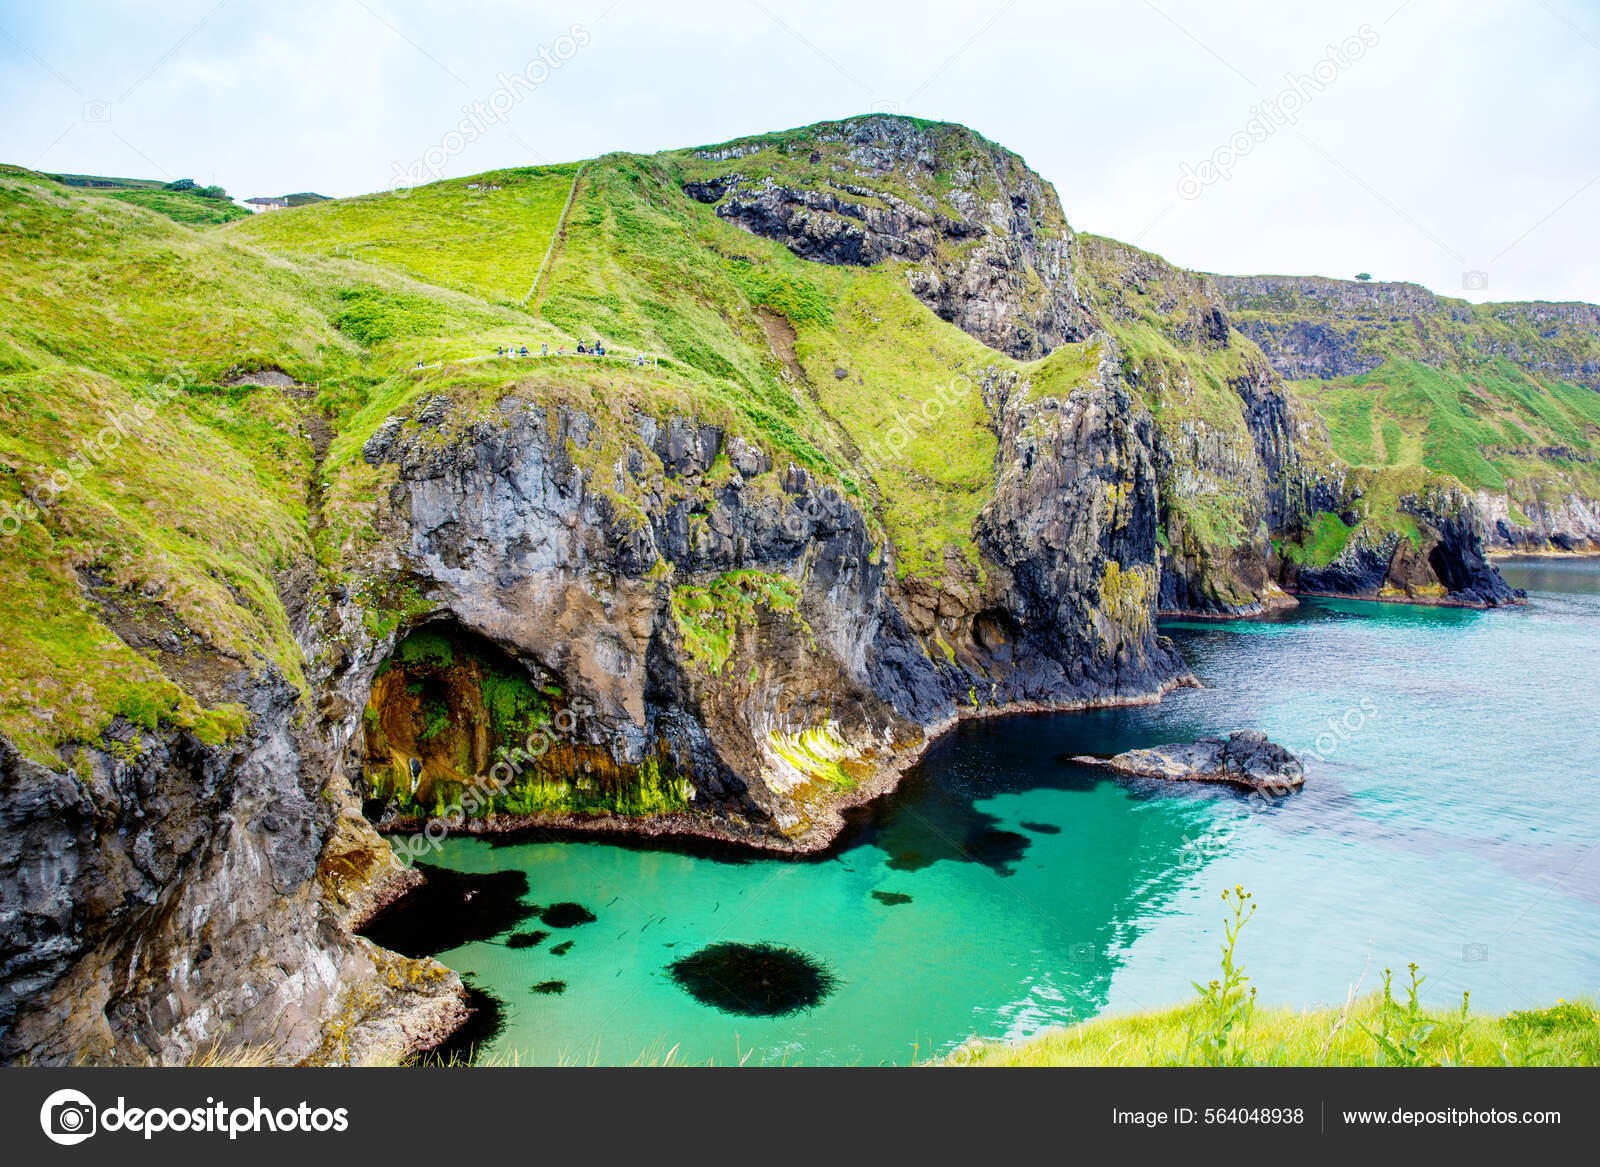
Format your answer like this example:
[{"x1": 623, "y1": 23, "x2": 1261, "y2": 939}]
[{"x1": 1073, "y1": 730, "x2": 1305, "y2": 793}]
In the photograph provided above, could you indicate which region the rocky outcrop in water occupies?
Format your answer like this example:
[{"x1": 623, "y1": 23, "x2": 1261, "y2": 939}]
[
  {"x1": 1284, "y1": 489, "x2": 1523, "y2": 607},
  {"x1": 1072, "y1": 730, "x2": 1305, "y2": 793}
]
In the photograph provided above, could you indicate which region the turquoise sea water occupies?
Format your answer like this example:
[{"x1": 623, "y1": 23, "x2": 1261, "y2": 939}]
[{"x1": 415, "y1": 558, "x2": 1600, "y2": 1065}]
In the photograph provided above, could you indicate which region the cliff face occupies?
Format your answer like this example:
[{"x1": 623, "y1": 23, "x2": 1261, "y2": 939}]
[
  {"x1": 1215, "y1": 274, "x2": 1600, "y2": 554},
  {"x1": 0, "y1": 667, "x2": 465, "y2": 1066},
  {"x1": 1216, "y1": 275, "x2": 1600, "y2": 390},
  {"x1": 683, "y1": 117, "x2": 1096, "y2": 360},
  {"x1": 333, "y1": 371, "x2": 1183, "y2": 852}
]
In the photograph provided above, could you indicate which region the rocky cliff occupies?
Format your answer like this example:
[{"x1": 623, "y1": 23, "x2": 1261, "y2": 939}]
[
  {"x1": 1216, "y1": 274, "x2": 1600, "y2": 553},
  {"x1": 683, "y1": 116, "x2": 1096, "y2": 360},
  {"x1": 328, "y1": 362, "x2": 1185, "y2": 853},
  {"x1": 0, "y1": 630, "x2": 466, "y2": 1066}
]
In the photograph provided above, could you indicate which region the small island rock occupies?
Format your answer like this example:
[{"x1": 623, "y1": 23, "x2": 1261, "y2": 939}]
[{"x1": 1071, "y1": 730, "x2": 1304, "y2": 793}]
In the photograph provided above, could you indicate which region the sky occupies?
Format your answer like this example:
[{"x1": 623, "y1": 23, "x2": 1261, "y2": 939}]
[{"x1": 2, "y1": 0, "x2": 1597, "y2": 304}]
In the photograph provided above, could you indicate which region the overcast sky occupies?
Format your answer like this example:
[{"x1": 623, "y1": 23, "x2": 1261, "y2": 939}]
[{"x1": 3, "y1": 0, "x2": 1596, "y2": 304}]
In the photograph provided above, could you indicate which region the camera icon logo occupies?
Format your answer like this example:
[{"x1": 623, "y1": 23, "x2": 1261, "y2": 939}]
[
  {"x1": 1461, "y1": 270, "x2": 1489, "y2": 291},
  {"x1": 82, "y1": 101, "x2": 112, "y2": 123},
  {"x1": 1461, "y1": 942, "x2": 1489, "y2": 963},
  {"x1": 39, "y1": 1088, "x2": 97, "y2": 1146}
]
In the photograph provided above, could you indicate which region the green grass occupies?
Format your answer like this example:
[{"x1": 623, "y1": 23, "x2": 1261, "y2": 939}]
[
  {"x1": 671, "y1": 570, "x2": 808, "y2": 674},
  {"x1": 0, "y1": 364, "x2": 310, "y2": 759},
  {"x1": 949, "y1": 996, "x2": 1600, "y2": 1066},
  {"x1": 229, "y1": 165, "x2": 580, "y2": 305},
  {"x1": 1292, "y1": 357, "x2": 1600, "y2": 524},
  {"x1": 1281, "y1": 510, "x2": 1353, "y2": 567},
  {"x1": 951, "y1": 888, "x2": 1599, "y2": 1067},
  {"x1": 103, "y1": 188, "x2": 253, "y2": 226}
]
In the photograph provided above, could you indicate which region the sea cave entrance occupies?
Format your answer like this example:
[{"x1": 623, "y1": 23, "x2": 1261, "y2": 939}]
[{"x1": 360, "y1": 622, "x2": 692, "y2": 821}]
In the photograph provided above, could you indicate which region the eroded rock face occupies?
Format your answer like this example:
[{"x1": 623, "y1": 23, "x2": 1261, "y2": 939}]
[
  {"x1": 0, "y1": 674, "x2": 465, "y2": 1066},
  {"x1": 1284, "y1": 488, "x2": 1523, "y2": 608},
  {"x1": 684, "y1": 117, "x2": 1095, "y2": 359},
  {"x1": 1072, "y1": 730, "x2": 1305, "y2": 793},
  {"x1": 1476, "y1": 488, "x2": 1600, "y2": 554},
  {"x1": 975, "y1": 359, "x2": 1184, "y2": 698},
  {"x1": 342, "y1": 387, "x2": 1187, "y2": 849}
]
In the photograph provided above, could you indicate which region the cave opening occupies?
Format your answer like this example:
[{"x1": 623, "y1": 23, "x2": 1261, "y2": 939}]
[
  {"x1": 361, "y1": 622, "x2": 564, "y2": 819},
  {"x1": 360, "y1": 621, "x2": 695, "y2": 822}
]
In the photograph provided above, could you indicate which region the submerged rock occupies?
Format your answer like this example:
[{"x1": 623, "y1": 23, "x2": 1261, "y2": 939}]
[{"x1": 1071, "y1": 730, "x2": 1305, "y2": 793}]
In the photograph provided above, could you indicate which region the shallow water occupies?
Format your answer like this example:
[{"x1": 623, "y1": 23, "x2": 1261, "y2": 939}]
[{"x1": 415, "y1": 558, "x2": 1600, "y2": 1065}]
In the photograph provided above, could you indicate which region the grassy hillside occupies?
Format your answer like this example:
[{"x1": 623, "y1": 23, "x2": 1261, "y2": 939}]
[
  {"x1": 1220, "y1": 275, "x2": 1600, "y2": 534},
  {"x1": 0, "y1": 172, "x2": 363, "y2": 760},
  {"x1": 0, "y1": 169, "x2": 524, "y2": 763},
  {"x1": 44, "y1": 171, "x2": 254, "y2": 226},
  {"x1": 543, "y1": 149, "x2": 1028, "y2": 575},
  {"x1": 229, "y1": 164, "x2": 581, "y2": 305},
  {"x1": 0, "y1": 137, "x2": 1072, "y2": 768},
  {"x1": 1296, "y1": 357, "x2": 1600, "y2": 507}
]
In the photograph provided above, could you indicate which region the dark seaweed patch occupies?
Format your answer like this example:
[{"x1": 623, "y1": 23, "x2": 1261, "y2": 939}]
[
  {"x1": 870, "y1": 891, "x2": 913, "y2": 906},
  {"x1": 540, "y1": 901, "x2": 597, "y2": 928},
  {"x1": 960, "y1": 827, "x2": 1030, "y2": 875},
  {"x1": 359, "y1": 864, "x2": 534, "y2": 958},
  {"x1": 505, "y1": 930, "x2": 549, "y2": 949},
  {"x1": 550, "y1": 940, "x2": 574, "y2": 956},
  {"x1": 1019, "y1": 820, "x2": 1061, "y2": 835},
  {"x1": 530, "y1": 980, "x2": 567, "y2": 995},
  {"x1": 666, "y1": 942, "x2": 839, "y2": 1017}
]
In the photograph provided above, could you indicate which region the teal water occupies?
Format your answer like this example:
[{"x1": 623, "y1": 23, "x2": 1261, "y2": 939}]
[{"x1": 415, "y1": 557, "x2": 1600, "y2": 1065}]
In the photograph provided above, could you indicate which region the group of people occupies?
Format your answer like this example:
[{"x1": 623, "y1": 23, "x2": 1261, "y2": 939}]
[{"x1": 483, "y1": 341, "x2": 650, "y2": 367}]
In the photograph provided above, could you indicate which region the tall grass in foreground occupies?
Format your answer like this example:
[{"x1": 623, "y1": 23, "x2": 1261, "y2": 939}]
[{"x1": 948, "y1": 886, "x2": 1600, "y2": 1067}]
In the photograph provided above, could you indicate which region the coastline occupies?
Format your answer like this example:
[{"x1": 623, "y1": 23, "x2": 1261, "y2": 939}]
[
  {"x1": 1286, "y1": 588, "x2": 1527, "y2": 610},
  {"x1": 1489, "y1": 548, "x2": 1600, "y2": 561},
  {"x1": 361, "y1": 670, "x2": 1202, "y2": 1061},
  {"x1": 371, "y1": 672, "x2": 1204, "y2": 859}
]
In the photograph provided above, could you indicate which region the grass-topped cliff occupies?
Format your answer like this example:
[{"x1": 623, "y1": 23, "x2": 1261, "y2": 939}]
[{"x1": 1218, "y1": 274, "x2": 1600, "y2": 552}]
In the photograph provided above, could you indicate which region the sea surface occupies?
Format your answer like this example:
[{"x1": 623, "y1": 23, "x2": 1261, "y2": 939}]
[{"x1": 413, "y1": 556, "x2": 1600, "y2": 1064}]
